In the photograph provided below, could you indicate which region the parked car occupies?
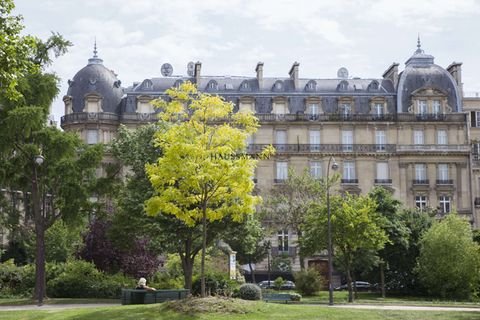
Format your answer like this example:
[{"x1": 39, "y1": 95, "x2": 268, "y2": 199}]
[
  {"x1": 257, "y1": 280, "x2": 296, "y2": 290},
  {"x1": 334, "y1": 281, "x2": 376, "y2": 291}
]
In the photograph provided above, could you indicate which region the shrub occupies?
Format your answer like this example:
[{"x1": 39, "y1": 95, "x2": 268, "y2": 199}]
[
  {"x1": 294, "y1": 269, "x2": 323, "y2": 296},
  {"x1": 273, "y1": 277, "x2": 285, "y2": 290},
  {"x1": 289, "y1": 292, "x2": 302, "y2": 301},
  {"x1": 238, "y1": 283, "x2": 262, "y2": 300},
  {"x1": 192, "y1": 273, "x2": 238, "y2": 297}
]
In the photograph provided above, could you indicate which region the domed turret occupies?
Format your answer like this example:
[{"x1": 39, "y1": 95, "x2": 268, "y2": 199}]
[
  {"x1": 397, "y1": 38, "x2": 462, "y2": 113},
  {"x1": 65, "y1": 42, "x2": 123, "y2": 114}
]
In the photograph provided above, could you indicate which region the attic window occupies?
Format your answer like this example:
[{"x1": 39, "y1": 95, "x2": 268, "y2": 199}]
[
  {"x1": 174, "y1": 80, "x2": 183, "y2": 88},
  {"x1": 337, "y1": 80, "x2": 349, "y2": 91},
  {"x1": 305, "y1": 80, "x2": 316, "y2": 92},
  {"x1": 207, "y1": 80, "x2": 218, "y2": 91},
  {"x1": 143, "y1": 79, "x2": 153, "y2": 89},
  {"x1": 273, "y1": 80, "x2": 284, "y2": 92},
  {"x1": 368, "y1": 80, "x2": 379, "y2": 91}
]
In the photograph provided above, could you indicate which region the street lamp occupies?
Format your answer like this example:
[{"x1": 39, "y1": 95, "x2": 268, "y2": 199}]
[
  {"x1": 32, "y1": 154, "x2": 45, "y2": 306},
  {"x1": 327, "y1": 156, "x2": 338, "y2": 306}
]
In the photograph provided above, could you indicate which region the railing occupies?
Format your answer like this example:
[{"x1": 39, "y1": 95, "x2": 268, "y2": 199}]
[
  {"x1": 61, "y1": 112, "x2": 120, "y2": 124},
  {"x1": 246, "y1": 144, "x2": 396, "y2": 154},
  {"x1": 475, "y1": 197, "x2": 480, "y2": 207},
  {"x1": 341, "y1": 179, "x2": 358, "y2": 184},
  {"x1": 274, "y1": 178, "x2": 286, "y2": 183},
  {"x1": 255, "y1": 113, "x2": 466, "y2": 123},
  {"x1": 374, "y1": 179, "x2": 392, "y2": 184},
  {"x1": 121, "y1": 113, "x2": 158, "y2": 121},
  {"x1": 412, "y1": 179, "x2": 429, "y2": 185},
  {"x1": 436, "y1": 179, "x2": 453, "y2": 185},
  {"x1": 396, "y1": 145, "x2": 470, "y2": 152}
]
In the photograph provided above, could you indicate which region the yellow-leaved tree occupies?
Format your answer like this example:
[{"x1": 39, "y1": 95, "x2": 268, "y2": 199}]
[{"x1": 145, "y1": 82, "x2": 274, "y2": 297}]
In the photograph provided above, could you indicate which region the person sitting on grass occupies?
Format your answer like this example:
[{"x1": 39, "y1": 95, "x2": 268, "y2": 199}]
[{"x1": 136, "y1": 277, "x2": 156, "y2": 291}]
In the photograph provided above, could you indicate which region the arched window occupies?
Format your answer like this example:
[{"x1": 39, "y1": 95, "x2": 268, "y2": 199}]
[
  {"x1": 305, "y1": 80, "x2": 317, "y2": 92},
  {"x1": 337, "y1": 80, "x2": 349, "y2": 91}
]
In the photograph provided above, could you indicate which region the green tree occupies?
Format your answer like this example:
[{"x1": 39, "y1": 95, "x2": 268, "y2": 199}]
[
  {"x1": 262, "y1": 168, "x2": 320, "y2": 270},
  {"x1": 416, "y1": 214, "x2": 480, "y2": 299},
  {"x1": 222, "y1": 214, "x2": 267, "y2": 283},
  {"x1": 368, "y1": 186, "x2": 407, "y2": 297},
  {"x1": 304, "y1": 193, "x2": 388, "y2": 302},
  {"x1": 145, "y1": 82, "x2": 273, "y2": 297}
]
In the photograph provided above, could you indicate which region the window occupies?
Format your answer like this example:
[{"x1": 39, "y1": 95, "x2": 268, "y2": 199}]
[
  {"x1": 343, "y1": 161, "x2": 356, "y2": 180},
  {"x1": 437, "y1": 130, "x2": 447, "y2": 145},
  {"x1": 376, "y1": 162, "x2": 389, "y2": 181},
  {"x1": 275, "y1": 130, "x2": 287, "y2": 152},
  {"x1": 414, "y1": 130, "x2": 424, "y2": 146},
  {"x1": 415, "y1": 195, "x2": 428, "y2": 211},
  {"x1": 310, "y1": 161, "x2": 322, "y2": 179},
  {"x1": 341, "y1": 103, "x2": 352, "y2": 119},
  {"x1": 438, "y1": 164, "x2": 449, "y2": 181},
  {"x1": 374, "y1": 103, "x2": 384, "y2": 117},
  {"x1": 418, "y1": 100, "x2": 427, "y2": 115},
  {"x1": 439, "y1": 196, "x2": 451, "y2": 214},
  {"x1": 86, "y1": 129, "x2": 98, "y2": 145},
  {"x1": 239, "y1": 102, "x2": 253, "y2": 113},
  {"x1": 432, "y1": 100, "x2": 441, "y2": 115},
  {"x1": 277, "y1": 230, "x2": 289, "y2": 252},
  {"x1": 342, "y1": 130, "x2": 353, "y2": 151},
  {"x1": 309, "y1": 130, "x2": 320, "y2": 152},
  {"x1": 471, "y1": 111, "x2": 480, "y2": 128},
  {"x1": 308, "y1": 103, "x2": 319, "y2": 119},
  {"x1": 415, "y1": 164, "x2": 427, "y2": 182},
  {"x1": 273, "y1": 103, "x2": 287, "y2": 115},
  {"x1": 276, "y1": 162, "x2": 288, "y2": 181},
  {"x1": 375, "y1": 130, "x2": 386, "y2": 151}
]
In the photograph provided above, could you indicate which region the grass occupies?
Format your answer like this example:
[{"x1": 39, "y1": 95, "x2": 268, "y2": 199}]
[
  {"x1": 0, "y1": 298, "x2": 117, "y2": 306},
  {"x1": 0, "y1": 297, "x2": 480, "y2": 320}
]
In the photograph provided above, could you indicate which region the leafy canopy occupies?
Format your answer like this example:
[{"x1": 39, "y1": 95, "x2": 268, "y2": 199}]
[{"x1": 145, "y1": 81, "x2": 273, "y2": 225}]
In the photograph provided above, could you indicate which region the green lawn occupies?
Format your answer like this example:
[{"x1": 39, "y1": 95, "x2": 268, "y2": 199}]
[{"x1": 0, "y1": 299, "x2": 480, "y2": 320}]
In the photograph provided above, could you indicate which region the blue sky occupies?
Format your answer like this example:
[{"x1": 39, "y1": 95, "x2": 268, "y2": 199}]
[{"x1": 15, "y1": 0, "x2": 480, "y2": 122}]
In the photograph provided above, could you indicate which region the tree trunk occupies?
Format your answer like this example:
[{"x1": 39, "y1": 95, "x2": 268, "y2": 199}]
[
  {"x1": 297, "y1": 230, "x2": 305, "y2": 271},
  {"x1": 32, "y1": 172, "x2": 46, "y2": 305},
  {"x1": 380, "y1": 262, "x2": 386, "y2": 298},
  {"x1": 249, "y1": 260, "x2": 256, "y2": 283},
  {"x1": 200, "y1": 205, "x2": 207, "y2": 297},
  {"x1": 180, "y1": 239, "x2": 194, "y2": 292},
  {"x1": 346, "y1": 263, "x2": 353, "y2": 303}
]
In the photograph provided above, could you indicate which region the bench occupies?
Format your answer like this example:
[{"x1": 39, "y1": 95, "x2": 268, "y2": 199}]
[
  {"x1": 263, "y1": 293, "x2": 292, "y2": 304},
  {"x1": 121, "y1": 289, "x2": 189, "y2": 305}
]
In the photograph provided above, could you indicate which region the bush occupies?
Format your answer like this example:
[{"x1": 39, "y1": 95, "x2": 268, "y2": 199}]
[
  {"x1": 192, "y1": 273, "x2": 238, "y2": 297},
  {"x1": 294, "y1": 269, "x2": 323, "y2": 296},
  {"x1": 273, "y1": 277, "x2": 284, "y2": 290},
  {"x1": 47, "y1": 260, "x2": 131, "y2": 298},
  {"x1": 289, "y1": 292, "x2": 302, "y2": 301},
  {"x1": 238, "y1": 283, "x2": 262, "y2": 300}
]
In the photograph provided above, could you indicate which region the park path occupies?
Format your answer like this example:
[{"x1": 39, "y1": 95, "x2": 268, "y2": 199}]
[{"x1": 0, "y1": 303, "x2": 479, "y2": 312}]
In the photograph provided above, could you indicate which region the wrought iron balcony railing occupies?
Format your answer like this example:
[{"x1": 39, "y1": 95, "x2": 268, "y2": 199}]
[
  {"x1": 246, "y1": 144, "x2": 396, "y2": 154},
  {"x1": 254, "y1": 113, "x2": 466, "y2": 123},
  {"x1": 341, "y1": 179, "x2": 359, "y2": 184},
  {"x1": 436, "y1": 179, "x2": 453, "y2": 185},
  {"x1": 374, "y1": 179, "x2": 392, "y2": 184},
  {"x1": 412, "y1": 179, "x2": 429, "y2": 185}
]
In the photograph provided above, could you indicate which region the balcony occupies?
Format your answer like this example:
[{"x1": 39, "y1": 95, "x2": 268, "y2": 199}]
[
  {"x1": 61, "y1": 112, "x2": 120, "y2": 126},
  {"x1": 436, "y1": 179, "x2": 453, "y2": 185},
  {"x1": 412, "y1": 179, "x2": 429, "y2": 185},
  {"x1": 274, "y1": 178, "x2": 286, "y2": 183},
  {"x1": 246, "y1": 144, "x2": 396, "y2": 154},
  {"x1": 254, "y1": 113, "x2": 466, "y2": 123},
  {"x1": 396, "y1": 145, "x2": 470, "y2": 153},
  {"x1": 341, "y1": 179, "x2": 358, "y2": 184},
  {"x1": 374, "y1": 179, "x2": 392, "y2": 184}
]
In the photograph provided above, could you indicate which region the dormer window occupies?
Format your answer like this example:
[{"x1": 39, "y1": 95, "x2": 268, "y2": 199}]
[
  {"x1": 337, "y1": 80, "x2": 349, "y2": 91},
  {"x1": 142, "y1": 79, "x2": 153, "y2": 90},
  {"x1": 305, "y1": 80, "x2": 317, "y2": 92},
  {"x1": 368, "y1": 80, "x2": 379, "y2": 91},
  {"x1": 174, "y1": 80, "x2": 183, "y2": 88},
  {"x1": 206, "y1": 80, "x2": 218, "y2": 91},
  {"x1": 273, "y1": 80, "x2": 284, "y2": 92},
  {"x1": 239, "y1": 80, "x2": 251, "y2": 92}
]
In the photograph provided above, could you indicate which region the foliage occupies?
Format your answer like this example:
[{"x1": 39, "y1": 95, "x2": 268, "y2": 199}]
[
  {"x1": 261, "y1": 168, "x2": 326, "y2": 270},
  {"x1": 289, "y1": 292, "x2": 302, "y2": 301},
  {"x1": 271, "y1": 254, "x2": 292, "y2": 272},
  {"x1": 238, "y1": 283, "x2": 262, "y2": 301},
  {"x1": 46, "y1": 260, "x2": 131, "y2": 299},
  {"x1": 416, "y1": 214, "x2": 480, "y2": 299},
  {"x1": 294, "y1": 269, "x2": 323, "y2": 296},
  {"x1": 273, "y1": 277, "x2": 285, "y2": 290},
  {"x1": 192, "y1": 273, "x2": 238, "y2": 297},
  {"x1": 303, "y1": 193, "x2": 388, "y2": 302},
  {"x1": 45, "y1": 220, "x2": 83, "y2": 263},
  {"x1": 78, "y1": 216, "x2": 161, "y2": 278},
  {"x1": 145, "y1": 81, "x2": 273, "y2": 296}
]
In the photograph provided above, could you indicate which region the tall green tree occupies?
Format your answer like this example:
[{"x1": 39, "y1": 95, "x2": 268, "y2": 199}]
[
  {"x1": 145, "y1": 82, "x2": 273, "y2": 297},
  {"x1": 416, "y1": 213, "x2": 480, "y2": 299},
  {"x1": 304, "y1": 193, "x2": 388, "y2": 302},
  {"x1": 368, "y1": 187, "x2": 407, "y2": 297},
  {"x1": 262, "y1": 168, "x2": 321, "y2": 270}
]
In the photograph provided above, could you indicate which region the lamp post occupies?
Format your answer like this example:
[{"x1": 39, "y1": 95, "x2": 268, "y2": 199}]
[
  {"x1": 326, "y1": 156, "x2": 338, "y2": 306},
  {"x1": 266, "y1": 240, "x2": 271, "y2": 286},
  {"x1": 32, "y1": 154, "x2": 45, "y2": 306}
]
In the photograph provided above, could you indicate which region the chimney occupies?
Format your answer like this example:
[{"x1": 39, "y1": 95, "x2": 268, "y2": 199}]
[
  {"x1": 447, "y1": 62, "x2": 463, "y2": 96},
  {"x1": 194, "y1": 61, "x2": 202, "y2": 85},
  {"x1": 256, "y1": 62, "x2": 264, "y2": 89},
  {"x1": 382, "y1": 62, "x2": 399, "y2": 89},
  {"x1": 289, "y1": 62, "x2": 299, "y2": 89}
]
